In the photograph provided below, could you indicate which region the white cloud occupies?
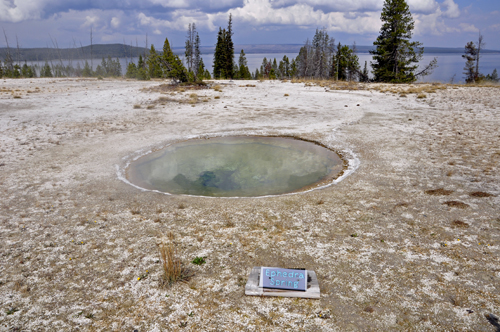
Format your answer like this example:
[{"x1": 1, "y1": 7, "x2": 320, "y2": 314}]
[
  {"x1": 138, "y1": 11, "x2": 197, "y2": 31},
  {"x1": 407, "y1": 0, "x2": 440, "y2": 14},
  {"x1": 82, "y1": 15, "x2": 100, "y2": 28},
  {"x1": 270, "y1": 0, "x2": 383, "y2": 12},
  {"x1": 111, "y1": 17, "x2": 120, "y2": 28},
  {"x1": 441, "y1": 0, "x2": 459, "y2": 18},
  {"x1": 0, "y1": 0, "x2": 44, "y2": 22},
  {"x1": 459, "y1": 23, "x2": 479, "y2": 33},
  {"x1": 147, "y1": 0, "x2": 190, "y2": 9}
]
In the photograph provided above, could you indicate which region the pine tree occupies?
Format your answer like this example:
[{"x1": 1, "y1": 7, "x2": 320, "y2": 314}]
[
  {"x1": 213, "y1": 28, "x2": 226, "y2": 79},
  {"x1": 271, "y1": 58, "x2": 278, "y2": 79},
  {"x1": 41, "y1": 62, "x2": 53, "y2": 77},
  {"x1": 197, "y1": 58, "x2": 206, "y2": 79},
  {"x1": 213, "y1": 14, "x2": 235, "y2": 79},
  {"x1": 126, "y1": 62, "x2": 137, "y2": 78},
  {"x1": 161, "y1": 37, "x2": 188, "y2": 83},
  {"x1": 296, "y1": 39, "x2": 312, "y2": 77},
  {"x1": 147, "y1": 45, "x2": 162, "y2": 78},
  {"x1": 486, "y1": 68, "x2": 498, "y2": 82},
  {"x1": 360, "y1": 61, "x2": 369, "y2": 82},
  {"x1": 237, "y1": 49, "x2": 251, "y2": 79},
  {"x1": 193, "y1": 32, "x2": 201, "y2": 80},
  {"x1": 462, "y1": 41, "x2": 477, "y2": 83},
  {"x1": 370, "y1": 0, "x2": 425, "y2": 82},
  {"x1": 82, "y1": 60, "x2": 92, "y2": 77},
  {"x1": 225, "y1": 14, "x2": 234, "y2": 79}
]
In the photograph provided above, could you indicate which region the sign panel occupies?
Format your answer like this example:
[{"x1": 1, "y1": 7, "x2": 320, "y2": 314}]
[{"x1": 259, "y1": 267, "x2": 307, "y2": 291}]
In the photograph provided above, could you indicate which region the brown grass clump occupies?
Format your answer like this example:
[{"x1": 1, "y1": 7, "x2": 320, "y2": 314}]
[
  {"x1": 425, "y1": 188, "x2": 453, "y2": 196},
  {"x1": 158, "y1": 233, "x2": 192, "y2": 287},
  {"x1": 443, "y1": 201, "x2": 469, "y2": 209},
  {"x1": 469, "y1": 191, "x2": 494, "y2": 197},
  {"x1": 451, "y1": 220, "x2": 469, "y2": 228},
  {"x1": 188, "y1": 93, "x2": 199, "y2": 104},
  {"x1": 133, "y1": 104, "x2": 141, "y2": 109},
  {"x1": 212, "y1": 84, "x2": 222, "y2": 92}
]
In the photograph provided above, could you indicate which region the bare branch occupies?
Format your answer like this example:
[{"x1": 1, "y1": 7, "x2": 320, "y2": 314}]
[{"x1": 415, "y1": 57, "x2": 438, "y2": 77}]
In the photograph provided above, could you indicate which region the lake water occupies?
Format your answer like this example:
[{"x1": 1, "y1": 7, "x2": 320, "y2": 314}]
[
  {"x1": 238, "y1": 52, "x2": 500, "y2": 84},
  {"x1": 25, "y1": 52, "x2": 499, "y2": 84}
]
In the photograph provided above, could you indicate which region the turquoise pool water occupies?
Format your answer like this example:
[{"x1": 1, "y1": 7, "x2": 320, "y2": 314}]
[{"x1": 126, "y1": 136, "x2": 344, "y2": 197}]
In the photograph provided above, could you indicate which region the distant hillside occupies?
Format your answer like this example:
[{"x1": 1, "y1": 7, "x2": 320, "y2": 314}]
[
  {"x1": 1, "y1": 43, "x2": 499, "y2": 62},
  {"x1": 0, "y1": 44, "x2": 149, "y2": 62}
]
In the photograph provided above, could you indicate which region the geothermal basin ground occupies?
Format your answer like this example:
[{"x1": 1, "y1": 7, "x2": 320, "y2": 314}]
[{"x1": 0, "y1": 78, "x2": 499, "y2": 331}]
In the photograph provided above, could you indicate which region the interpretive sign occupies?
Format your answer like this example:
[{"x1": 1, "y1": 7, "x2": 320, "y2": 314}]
[
  {"x1": 245, "y1": 266, "x2": 320, "y2": 299},
  {"x1": 259, "y1": 267, "x2": 307, "y2": 291}
]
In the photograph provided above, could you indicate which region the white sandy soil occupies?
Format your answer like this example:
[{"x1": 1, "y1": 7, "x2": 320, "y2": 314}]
[{"x1": 0, "y1": 78, "x2": 499, "y2": 331}]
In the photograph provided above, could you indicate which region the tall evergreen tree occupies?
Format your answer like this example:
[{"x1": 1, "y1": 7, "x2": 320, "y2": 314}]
[
  {"x1": 225, "y1": 14, "x2": 235, "y2": 79},
  {"x1": 147, "y1": 45, "x2": 162, "y2": 78},
  {"x1": 213, "y1": 28, "x2": 226, "y2": 79},
  {"x1": 40, "y1": 62, "x2": 53, "y2": 77},
  {"x1": 370, "y1": 0, "x2": 433, "y2": 82},
  {"x1": 213, "y1": 14, "x2": 235, "y2": 79},
  {"x1": 334, "y1": 43, "x2": 360, "y2": 81},
  {"x1": 360, "y1": 61, "x2": 369, "y2": 82},
  {"x1": 193, "y1": 32, "x2": 201, "y2": 79},
  {"x1": 296, "y1": 40, "x2": 312, "y2": 77},
  {"x1": 462, "y1": 41, "x2": 477, "y2": 83},
  {"x1": 485, "y1": 68, "x2": 498, "y2": 82},
  {"x1": 82, "y1": 60, "x2": 92, "y2": 77},
  {"x1": 238, "y1": 49, "x2": 251, "y2": 79},
  {"x1": 162, "y1": 37, "x2": 188, "y2": 83}
]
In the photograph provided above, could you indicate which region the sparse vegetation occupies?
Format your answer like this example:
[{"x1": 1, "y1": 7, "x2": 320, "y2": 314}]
[
  {"x1": 443, "y1": 201, "x2": 469, "y2": 209},
  {"x1": 159, "y1": 234, "x2": 193, "y2": 287},
  {"x1": 425, "y1": 188, "x2": 453, "y2": 196},
  {"x1": 191, "y1": 256, "x2": 206, "y2": 265}
]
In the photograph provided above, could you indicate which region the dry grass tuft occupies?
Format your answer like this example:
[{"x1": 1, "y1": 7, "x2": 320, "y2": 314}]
[
  {"x1": 469, "y1": 191, "x2": 494, "y2": 197},
  {"x1": 443, "y1": 201, "x2": 469, "y2": 209},
  {"x1": 425, "y1": 188, "x2": 453, "y2": 196},
  {"x1": 451, "y1": 220, "x2": 469, "y2": 228},
  {"x1": 158, "y1": 233, "x2": 193, "y2": 288},
  {"x1": 212, "y1": 84, "x2": 222, "y2": 92},
  {"x1": 188, "y1": 93, "x2": 199, "y2": 104},
  {"x1": 133, "y1": 104, "x2": 141, "y2": 109}
]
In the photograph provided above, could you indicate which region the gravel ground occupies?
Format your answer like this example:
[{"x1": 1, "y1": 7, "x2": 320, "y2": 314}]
[{"x1": 0, "y1": 78, "x2": 499, "y2": 331}]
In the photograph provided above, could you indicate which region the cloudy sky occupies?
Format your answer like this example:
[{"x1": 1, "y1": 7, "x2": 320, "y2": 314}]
[{"x1": 1, "y1": 0, "x2": 499, "y2": 50}]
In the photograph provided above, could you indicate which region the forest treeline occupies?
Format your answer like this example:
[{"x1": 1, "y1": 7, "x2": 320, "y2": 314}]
[{"x1": 1, "y1": 0, "x2": 498, "y2": 83}]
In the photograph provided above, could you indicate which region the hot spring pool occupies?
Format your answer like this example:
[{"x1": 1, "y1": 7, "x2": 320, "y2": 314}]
[{"x1": 125, "y1": 136, "x2": 345, "y2": 197}]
